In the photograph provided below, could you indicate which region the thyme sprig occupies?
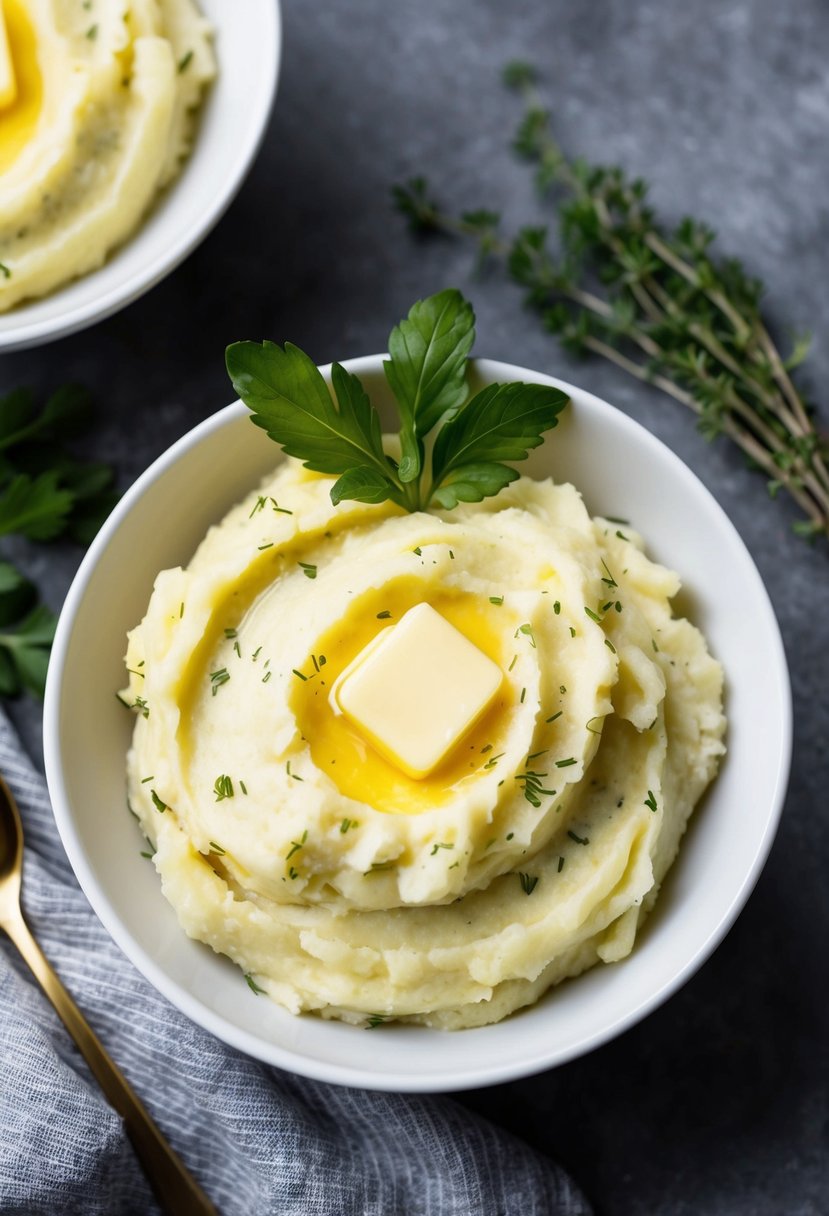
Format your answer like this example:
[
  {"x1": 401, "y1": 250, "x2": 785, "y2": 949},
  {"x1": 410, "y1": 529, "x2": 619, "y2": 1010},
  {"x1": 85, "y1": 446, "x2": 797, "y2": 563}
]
[{"x1": 394, "y1": 64, "x2": 829, "y2": 541}]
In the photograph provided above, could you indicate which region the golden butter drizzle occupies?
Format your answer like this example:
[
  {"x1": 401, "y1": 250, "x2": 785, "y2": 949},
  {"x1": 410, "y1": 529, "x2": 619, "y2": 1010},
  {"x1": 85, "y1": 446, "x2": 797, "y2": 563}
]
[{"x1": 0, "y1": 0, "x2": 43, "y2": 175}]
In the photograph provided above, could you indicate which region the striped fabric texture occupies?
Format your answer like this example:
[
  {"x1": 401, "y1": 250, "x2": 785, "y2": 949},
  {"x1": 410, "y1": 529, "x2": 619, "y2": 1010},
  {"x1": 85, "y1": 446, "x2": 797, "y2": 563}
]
[{"x1": 0, "y1": 712, "x2": 591, "y2": 1216}]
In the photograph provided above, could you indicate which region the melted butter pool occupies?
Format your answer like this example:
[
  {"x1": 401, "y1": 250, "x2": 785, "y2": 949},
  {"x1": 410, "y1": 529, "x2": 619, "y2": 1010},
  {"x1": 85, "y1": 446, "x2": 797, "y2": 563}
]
[
  {"x1": 293, "y1": 580, "x2": 516, "y2": 815},
  {"x1": 0, "y1": 0, "x2": 42, "y2": 175}
]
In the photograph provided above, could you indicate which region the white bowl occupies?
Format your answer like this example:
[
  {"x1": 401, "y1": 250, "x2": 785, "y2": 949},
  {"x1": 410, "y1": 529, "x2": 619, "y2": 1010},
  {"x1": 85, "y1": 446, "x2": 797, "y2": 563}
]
[
  {"x1": 0, "y1": 0, "x2": 281, "y2": 352},
  {"x1": 44, "y1": 357, "x2": 791, "y2": 1092}
]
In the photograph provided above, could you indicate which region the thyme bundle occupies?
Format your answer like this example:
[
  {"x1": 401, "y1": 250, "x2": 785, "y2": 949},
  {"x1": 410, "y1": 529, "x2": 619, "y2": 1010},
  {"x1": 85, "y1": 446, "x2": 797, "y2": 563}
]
[{"x1": 395, "y1": 63, "x2": 829, "y2": 542}]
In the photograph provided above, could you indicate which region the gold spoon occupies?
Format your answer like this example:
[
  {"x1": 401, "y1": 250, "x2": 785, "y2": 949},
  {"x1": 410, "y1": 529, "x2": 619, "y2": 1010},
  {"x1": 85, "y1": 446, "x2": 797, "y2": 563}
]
[{"x1": 0, "y1": 773, "x2": 219, "y2": 1215}]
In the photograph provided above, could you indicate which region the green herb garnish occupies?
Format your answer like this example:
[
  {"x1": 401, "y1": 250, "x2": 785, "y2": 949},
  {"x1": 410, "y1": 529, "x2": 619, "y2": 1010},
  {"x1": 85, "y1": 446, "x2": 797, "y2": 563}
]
[
  {"x1": 286, "y1": 830, "x2": 308, "y2": 860},
  {"x1": 244, "y1": 973, "x2": 266, "y2": 995},
  {"x1": 150, "y1": 789, "x2": 167, "y2": 813},
  {"x1": 645, "y1": 789, "x2": 658, "y2": 813},
  {"x1": 430, "y1": 841, "x2": 454, "y2": 855},
  {"x1": 518, "y1": 872, "x2": 539, "y2": 895},
  {"x1": 395, "y1": 69, "x2": 829, "y2": 542},
  {"x1": 214, "y1": 774, "x2": 234, "y2": 801},
  {"x1": 0, "y1": 385, "x2": 117, "y2": 697},
  {"x1": 226, "y1": 290, "x2": 569, "y2": 514},
  {"x1": 514, "y1": 770, "x2": 555, "y2": 807},
  {"x1": 567, "y1": 830, "x2": 589, "y2": 845},
  {"x1": 209, "y1": 667, "x2": 230, "y2": 695}
]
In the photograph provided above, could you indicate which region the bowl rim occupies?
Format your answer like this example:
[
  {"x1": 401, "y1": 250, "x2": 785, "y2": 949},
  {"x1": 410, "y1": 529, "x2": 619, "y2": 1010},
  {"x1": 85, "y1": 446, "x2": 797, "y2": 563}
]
[
  {"x1": 43, "y1": 356, "x2": 792, "y2": 1091},
  {"x1": 0, "y1": 0, "x2": 282, "y2": 352}
]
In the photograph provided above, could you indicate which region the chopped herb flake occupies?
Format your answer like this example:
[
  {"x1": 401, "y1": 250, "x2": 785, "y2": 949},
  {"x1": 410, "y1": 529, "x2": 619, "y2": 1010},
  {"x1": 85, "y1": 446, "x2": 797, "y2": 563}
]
[
  {"x1": 286, "y1": 829, "x2": 308, "y2": 859},
  {"x1": 555, "y1": 757, "x2": 577, "y2": 768},
  {"x1": 244, "y1": 973, "x2": 266, "y2": 995},
  {"x1": 299, "y1": 562, "x2": 317, "y2": 579},
  {"x1": 210, "y1": 668, "x2": 230, "y2": 695},
  {"x1": 150, "y1": 789, "x2": 167, "y2": 813},
  {"x1": 515, "y1": 770, "x2": 555, "y2": 807},
  {"x1": 516, "y1": 622, "x2": 536, "y2": 647},
  {"x1": 214, "y1": 774, "x2": 234, "y2": 801},
  {"x1": 600, "y1": 559, "x2": 618, "y2": 589},
  {"x1": 489, "y1": 595, "x2": 504, "y2": 605},
  {"x1": 519, "y1": 872, "x2": 539, "y2": 895},
  {"x1": 567, "y1": 830, "x2": 589, "y2": 845},
  {"x1": 645, "y1": 789, "x2": 658, "y2": 813}
]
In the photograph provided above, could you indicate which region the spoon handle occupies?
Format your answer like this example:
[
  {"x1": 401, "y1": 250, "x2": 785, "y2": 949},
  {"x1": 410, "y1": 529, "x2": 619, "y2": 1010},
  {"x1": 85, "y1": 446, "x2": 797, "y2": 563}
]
[{"x1": 4, "y1": 910, "x2": 219, "y2": 1215}]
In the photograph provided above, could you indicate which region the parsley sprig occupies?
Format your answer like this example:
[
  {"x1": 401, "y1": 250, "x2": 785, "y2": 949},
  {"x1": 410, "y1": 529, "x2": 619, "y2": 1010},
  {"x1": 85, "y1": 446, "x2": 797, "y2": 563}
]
[
  {"x1": 0, "y1": 385, "x2": 117, "y2": 697},
  {"x1": 226, "y1": 289, "x2": 569, "y2": 513},
  {"x1": 394, "y1": 66, "x2": 829, "y2": 542}
]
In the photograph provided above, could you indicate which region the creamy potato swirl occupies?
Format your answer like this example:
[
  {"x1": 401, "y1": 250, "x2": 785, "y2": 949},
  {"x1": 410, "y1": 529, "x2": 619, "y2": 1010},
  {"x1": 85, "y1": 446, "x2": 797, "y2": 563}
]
[
  {"x1": 0, "y1": 0, "x2": 214, "y2": 311},
  {"x1": 124, "y1": 461, "x2": 725, "y2": 1028}
]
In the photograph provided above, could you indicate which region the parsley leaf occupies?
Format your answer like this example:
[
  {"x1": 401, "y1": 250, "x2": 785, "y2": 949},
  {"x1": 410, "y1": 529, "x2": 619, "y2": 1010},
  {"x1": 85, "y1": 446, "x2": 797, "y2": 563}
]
[
  {"x1": 0, "y1": 472, "x2": 74, "y2": 541},
  {"x1": 225, "y1": 342, "x2": 402, "y2": 504},
  {"x1": 430, "y1": 381, "x2": 569, "y2": 507},
  {"x1": 0, "y1": 567, "x2": 56, "y2": 697},
  {"x1": 0, "y1": 385, "x2": 117, "y2": 698},
  {"x1": 383, "y1": 288, "x2": 475, "y2": 483}
]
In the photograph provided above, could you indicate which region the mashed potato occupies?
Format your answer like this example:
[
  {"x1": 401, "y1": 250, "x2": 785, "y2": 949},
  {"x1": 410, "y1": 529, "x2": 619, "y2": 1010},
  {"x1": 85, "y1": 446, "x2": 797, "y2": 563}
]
[
  {"x1": 123, "y1": 461, "x2": 725, "y2": 1029},
  {"x1": 0, "y1": 0, "x2": 214, "y2": 311}
]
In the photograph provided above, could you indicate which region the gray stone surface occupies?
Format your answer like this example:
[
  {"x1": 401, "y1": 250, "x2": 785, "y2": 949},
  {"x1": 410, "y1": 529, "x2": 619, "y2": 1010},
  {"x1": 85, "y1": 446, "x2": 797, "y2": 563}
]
[{"x1": 2, "y1": 0, "x2": 828, "y2": 1212}]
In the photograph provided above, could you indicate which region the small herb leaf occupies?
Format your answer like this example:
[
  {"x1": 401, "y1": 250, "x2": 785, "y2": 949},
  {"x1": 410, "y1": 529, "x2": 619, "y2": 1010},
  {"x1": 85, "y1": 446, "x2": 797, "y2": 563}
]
[
  {"x1": 226, "y1": 343, "x2": 398, "y2": 502},
  {"x1": 430, "y1": 381, "x2": 568, "y2": 506},
  {"x1": 384, "y1": 288, "x2": 476, "y2": 482}
]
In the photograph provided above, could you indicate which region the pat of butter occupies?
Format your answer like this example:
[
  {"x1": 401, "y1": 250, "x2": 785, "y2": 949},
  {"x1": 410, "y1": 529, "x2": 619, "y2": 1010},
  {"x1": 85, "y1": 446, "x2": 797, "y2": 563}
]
[
  {"x1": 0, "y1": 2, "x2": 17, "y2": 110},
  {"x1": 329, "y1": 603, "x2": 503, "y2": 780}
]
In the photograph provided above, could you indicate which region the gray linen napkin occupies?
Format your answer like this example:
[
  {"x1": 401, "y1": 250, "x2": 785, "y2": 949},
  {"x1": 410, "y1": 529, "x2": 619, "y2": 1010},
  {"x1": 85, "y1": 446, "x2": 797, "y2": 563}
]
[{"x1": 0, "y1": 711, "x2": 591, "y2": 1216}]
